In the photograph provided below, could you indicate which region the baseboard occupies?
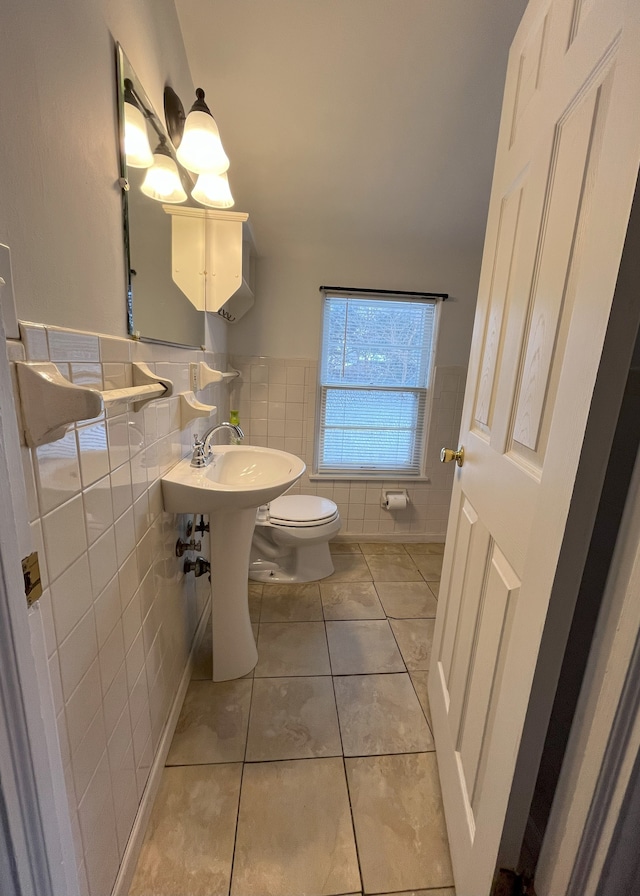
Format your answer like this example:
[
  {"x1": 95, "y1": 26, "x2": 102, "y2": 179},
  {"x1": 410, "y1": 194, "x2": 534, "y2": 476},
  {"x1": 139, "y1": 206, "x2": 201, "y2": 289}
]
[
  {"x1": 111, "y1": 598, "x2": 211, "y2": 896},
  {"x1": 333, "y1": 532, "x2": 445, "y2": 543}
]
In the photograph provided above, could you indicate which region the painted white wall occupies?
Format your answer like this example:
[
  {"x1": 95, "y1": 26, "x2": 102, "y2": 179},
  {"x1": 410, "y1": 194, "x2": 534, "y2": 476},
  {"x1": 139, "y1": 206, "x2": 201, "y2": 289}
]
[
  {"x1": 0, "y1": 3, "x2": 228, "y2": 893},
  {"x1": 0, "y1": 0, "x2": 225, "y2": 352},
  {"x1": 229, "y1": 244, "x2": 483, "y2": 366},
  {"x1": 0, "y1": 0, "x2": 487, "y2": 367}
]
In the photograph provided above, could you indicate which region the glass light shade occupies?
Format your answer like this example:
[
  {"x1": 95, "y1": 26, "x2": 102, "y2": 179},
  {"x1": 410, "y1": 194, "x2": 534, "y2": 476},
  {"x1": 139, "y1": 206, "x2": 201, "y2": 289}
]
[
  {"x1": 140, "y1": 153, "x2": 187, "y2": 203},
  {"x1": 124, "y1": 101, "x2": 153, "y2": 168},
  {"x1": 176, "y1": 110, "x2": 230, "y2": 174},
  {"x1": 191, "y1": 171, "x2": 235, "y2": 208}
]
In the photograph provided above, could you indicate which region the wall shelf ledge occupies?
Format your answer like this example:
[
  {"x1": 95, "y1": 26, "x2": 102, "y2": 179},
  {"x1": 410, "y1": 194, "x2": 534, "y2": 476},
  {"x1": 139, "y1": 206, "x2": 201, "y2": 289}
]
[
  {"x1": 15, "y1": 361, "x2": 173, "y2": 446},
  {"x1": 190, "y1": 361, "x2": 240, "y2": 391},
  {"x1": 180, "y1": 391, "x2": 217, "y2": 427}
]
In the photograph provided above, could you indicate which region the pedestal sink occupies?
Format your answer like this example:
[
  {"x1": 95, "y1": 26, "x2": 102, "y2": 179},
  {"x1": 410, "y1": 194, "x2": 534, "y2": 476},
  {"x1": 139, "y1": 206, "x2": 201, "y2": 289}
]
[{"x1": 161, "y1": 445, "x2": 305, "y2": 680}]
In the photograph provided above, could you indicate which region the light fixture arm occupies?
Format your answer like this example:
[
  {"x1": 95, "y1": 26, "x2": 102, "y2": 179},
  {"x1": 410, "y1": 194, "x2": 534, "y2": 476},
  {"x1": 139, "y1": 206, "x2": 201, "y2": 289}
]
[
  {"x1": 164, "y1": 85, "x2": 187, "y2": 148},
  {"x1": 125, "y1": 78, "x2": 165, "y2": 143},
  {"x1": 189, "y1": 88, "x2": 213, "y2": 116},
  {"x1": 123, "y1": 78, "x2": 141, "y2": 111},
  {"x1": 152, "y1": 136, "x2": 173, "y2": 158}
]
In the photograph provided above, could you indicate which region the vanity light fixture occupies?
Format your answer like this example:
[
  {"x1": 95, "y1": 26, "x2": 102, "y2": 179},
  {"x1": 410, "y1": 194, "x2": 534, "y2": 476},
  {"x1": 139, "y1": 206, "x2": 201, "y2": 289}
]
[
  {"x1": 140, "y1": 137, "x2": 187, "y2": 203},
  {"x1": 191, "y1": 170, "x2": 235, "y2": 209},
  {"x1": 123, "y1": 79, "x2": 153, "y2": 168},
  {"x1": 164, "y1": 86, "x2": 230, "y2": 175}
]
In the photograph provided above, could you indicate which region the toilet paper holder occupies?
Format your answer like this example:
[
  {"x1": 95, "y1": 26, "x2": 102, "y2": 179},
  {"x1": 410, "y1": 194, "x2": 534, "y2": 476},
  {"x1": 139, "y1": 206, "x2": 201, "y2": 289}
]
[{"x1": 381, "y1": 489, "x2": 409, "y2": 511}]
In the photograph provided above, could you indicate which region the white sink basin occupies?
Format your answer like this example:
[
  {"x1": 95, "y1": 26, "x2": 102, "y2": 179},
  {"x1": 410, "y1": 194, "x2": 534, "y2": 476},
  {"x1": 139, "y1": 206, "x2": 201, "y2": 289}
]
[
  {"x1": 162, "y1": 444, "x2": 306, "y2": 681},
  {"x1": 161, "y1": 444, "x2": 306, "y2": 512}
]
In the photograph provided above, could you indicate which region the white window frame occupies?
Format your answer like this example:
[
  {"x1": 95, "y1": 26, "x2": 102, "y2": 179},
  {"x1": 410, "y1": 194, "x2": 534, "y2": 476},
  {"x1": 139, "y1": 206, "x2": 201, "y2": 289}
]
[{"x1": 313, "y1": 289, "x2": 439, "y2": 480}]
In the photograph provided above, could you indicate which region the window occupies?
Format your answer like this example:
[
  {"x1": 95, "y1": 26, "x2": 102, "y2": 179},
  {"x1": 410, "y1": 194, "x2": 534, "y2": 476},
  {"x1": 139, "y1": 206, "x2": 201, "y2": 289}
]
[{"x1": 315, "y1": 290, "x2": 437, "y2": 477}]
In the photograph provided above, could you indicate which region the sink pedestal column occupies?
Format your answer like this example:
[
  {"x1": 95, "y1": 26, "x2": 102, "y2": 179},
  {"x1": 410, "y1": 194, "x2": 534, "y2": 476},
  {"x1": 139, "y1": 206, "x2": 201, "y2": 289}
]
[{"x1": 209, "y1": 506, "x2": 258, "y2": 681}]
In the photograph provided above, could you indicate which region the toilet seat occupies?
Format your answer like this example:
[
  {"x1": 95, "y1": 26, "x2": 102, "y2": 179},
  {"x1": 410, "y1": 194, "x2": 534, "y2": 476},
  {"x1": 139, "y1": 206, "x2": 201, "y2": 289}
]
[{"x1": 266, "y1": 495, "x2": 339, "y2": 528}]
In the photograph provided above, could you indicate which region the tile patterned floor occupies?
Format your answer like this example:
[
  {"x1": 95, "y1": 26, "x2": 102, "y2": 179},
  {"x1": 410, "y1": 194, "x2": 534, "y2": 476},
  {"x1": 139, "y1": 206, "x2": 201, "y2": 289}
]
[{"x1": 128, "y1": 542, "x2": 455, "y2": 896}]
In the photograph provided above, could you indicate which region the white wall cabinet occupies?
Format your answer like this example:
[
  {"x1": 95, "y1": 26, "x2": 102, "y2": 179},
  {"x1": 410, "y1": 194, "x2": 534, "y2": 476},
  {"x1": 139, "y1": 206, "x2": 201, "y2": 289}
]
[{"x1": 163, "y1": 206, "x2": 256, "y2": 322}]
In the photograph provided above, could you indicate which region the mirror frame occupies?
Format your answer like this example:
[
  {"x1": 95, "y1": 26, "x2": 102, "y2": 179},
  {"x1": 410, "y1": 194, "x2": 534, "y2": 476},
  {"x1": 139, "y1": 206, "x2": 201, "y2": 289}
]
[{"x1": 115, "y1": 43, "x2": 205, "y2": 349}]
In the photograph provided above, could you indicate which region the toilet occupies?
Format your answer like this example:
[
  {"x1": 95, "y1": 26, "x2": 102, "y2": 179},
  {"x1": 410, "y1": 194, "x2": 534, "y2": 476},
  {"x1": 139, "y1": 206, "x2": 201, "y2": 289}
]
[{"x1": 249, "y1": 494, "x2": 341, "y2": 583}]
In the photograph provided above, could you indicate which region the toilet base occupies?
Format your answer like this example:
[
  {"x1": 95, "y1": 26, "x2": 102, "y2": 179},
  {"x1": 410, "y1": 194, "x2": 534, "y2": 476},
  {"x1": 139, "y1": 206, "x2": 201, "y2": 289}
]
[{"x1": 249, "y1": 541, "x2": 335, "y2": 583}]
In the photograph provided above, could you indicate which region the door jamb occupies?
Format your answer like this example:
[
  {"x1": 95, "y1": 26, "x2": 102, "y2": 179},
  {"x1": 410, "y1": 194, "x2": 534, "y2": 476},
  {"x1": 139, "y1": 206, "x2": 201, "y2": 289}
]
[{"x1": 534, "y1": 418, "x2": 640, "y2": 892}]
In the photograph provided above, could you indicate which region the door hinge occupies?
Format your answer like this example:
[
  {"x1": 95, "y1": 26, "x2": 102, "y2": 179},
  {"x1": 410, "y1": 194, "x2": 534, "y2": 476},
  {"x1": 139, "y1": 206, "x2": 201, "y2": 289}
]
[{"x1": 22, "y1": 551, "x2": 43, "y2": 607}]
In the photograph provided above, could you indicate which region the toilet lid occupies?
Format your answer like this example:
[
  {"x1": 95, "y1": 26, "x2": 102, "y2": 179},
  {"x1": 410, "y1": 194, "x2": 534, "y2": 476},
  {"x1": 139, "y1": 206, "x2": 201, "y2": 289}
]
[{"x1": 268, "y1": 495, "x2": 338, "y2": 527}]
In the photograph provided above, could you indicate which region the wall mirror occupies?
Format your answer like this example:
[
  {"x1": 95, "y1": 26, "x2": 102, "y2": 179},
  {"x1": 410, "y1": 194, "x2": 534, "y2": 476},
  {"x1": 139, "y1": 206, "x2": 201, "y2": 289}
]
[{"x1": 116, "y1": 45, "x2": 204, "y2": 348}]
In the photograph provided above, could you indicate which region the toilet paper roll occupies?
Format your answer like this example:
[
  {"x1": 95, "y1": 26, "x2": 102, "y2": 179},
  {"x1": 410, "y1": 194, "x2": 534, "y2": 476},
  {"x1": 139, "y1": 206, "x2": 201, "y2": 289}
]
[{"x1": 384, "y1": 493, "x2": 407, "y2": 511}]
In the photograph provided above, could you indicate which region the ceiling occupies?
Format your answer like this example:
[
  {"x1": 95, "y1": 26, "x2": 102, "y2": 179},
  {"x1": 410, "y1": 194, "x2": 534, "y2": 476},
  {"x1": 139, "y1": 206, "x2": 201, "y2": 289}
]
[{"x1": 174, "y1": 0, "x2": 526, "y2": 260}]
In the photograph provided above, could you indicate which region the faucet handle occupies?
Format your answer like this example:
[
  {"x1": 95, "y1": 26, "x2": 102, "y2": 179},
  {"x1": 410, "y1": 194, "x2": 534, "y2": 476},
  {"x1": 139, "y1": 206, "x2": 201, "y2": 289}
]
[{"x1": 190, "y1": 434, "x2": 208, "y2": 468}]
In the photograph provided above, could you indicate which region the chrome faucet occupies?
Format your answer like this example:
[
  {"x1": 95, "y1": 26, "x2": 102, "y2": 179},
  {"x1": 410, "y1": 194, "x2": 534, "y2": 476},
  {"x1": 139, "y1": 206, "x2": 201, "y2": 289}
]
[{"x1": 190, "y1": 421, "x2": 245, "y2": 467}]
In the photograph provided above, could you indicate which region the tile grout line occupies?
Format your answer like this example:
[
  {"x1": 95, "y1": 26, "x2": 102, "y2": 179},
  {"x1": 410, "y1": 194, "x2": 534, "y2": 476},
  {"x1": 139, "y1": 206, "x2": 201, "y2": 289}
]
[
  {"x1": 342, "y1": 566, "x2": 435, "y2": 753},
  {"x1": 225, "y1": 585, "x2": 266, "y2": 893},
  {"x1": 165, "y1": 748, "x2": 439, "y2": 769},
  {"x1": 323, "y1": 558, "x2": 366, "y2": 896},
  {"x1": 227, "y1": 670, "x2": 255, "y2": 896},
  {"x1": 409, "y1": 673, "x2": 435, "y2": 739},
  {"x1": 342, "y1": 751, "x2": 366, "y2": 896},
  {"x1": 371, "y1": 561, "x2": 440, "y2": 739}
]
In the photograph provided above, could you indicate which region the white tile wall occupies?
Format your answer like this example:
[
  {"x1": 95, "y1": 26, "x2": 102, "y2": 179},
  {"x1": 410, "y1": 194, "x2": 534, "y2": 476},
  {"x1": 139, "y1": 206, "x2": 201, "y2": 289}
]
[
  {"x1": 9, "y1": 325, "x2": 464, "y2": 893},
  {"x1": 11, "y1": 322, "x2": 231, "y2": 896},
  {"x1": 231, "y1": 355, "x2": 467, "y2": 539}
]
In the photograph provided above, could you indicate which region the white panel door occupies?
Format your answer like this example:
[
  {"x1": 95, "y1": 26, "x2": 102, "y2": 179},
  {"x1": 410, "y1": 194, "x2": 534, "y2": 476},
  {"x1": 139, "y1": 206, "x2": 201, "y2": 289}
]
[{"x1": 428, "y1": 0, "x2": 640, "y2": 893}]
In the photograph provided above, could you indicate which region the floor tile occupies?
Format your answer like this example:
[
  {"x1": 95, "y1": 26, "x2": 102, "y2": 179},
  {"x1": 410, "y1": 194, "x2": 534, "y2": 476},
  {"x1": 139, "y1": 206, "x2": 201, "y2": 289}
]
[
  {"x1": 128, "y1": 763, "x2": 242, "y2": 896},
  {"x1": 345, "y1": 753, "x2": 453, "y2": 894},
  {"x1": 248, "y1": 586, "x2": 262, "y2": 623},
  {"x1": 191, "y1": 630, "x2": 213, "y2": 681},
  {"x1": 321, "y1": 582, "x2": 386, "y2": 620},
  {"x1": 365, "y1": 553, "x2": 422, "y2": 582},
  {"x1": 324, "y1": 553, "x2": 373, "y2": 582},
  {"x1": 404, "y1": 542, "x2": 445, "y2": 555},
  {"x1": 329, "y1": 542, "x2": 362, "y2": 553},
  {"x1": 192, "y1": 627, "x2": 255, "y2": 681},
  {"x1": 231, "y1": 758, "x2": 360, "y2": 896},
  {"x1": 326, "y1": 621, "x2": 405, "y2": 675},
  {"x1": 376, "y1": 890, "x2": 455, "y2": 896},
  {"x1": 135, "y1": 540, "x2": 455, "y2": 896},
  {"x1": 410, "y1": 671, "x2": 433, "y2": 729},
  {"x1": 260, "y1": 582, "x2": 323, "y2": 621},
  {"x1": 390, "y1": 618, "x2": 435, "y2": 671},
  {"x1": 334, "y1": 674, "x2": 434, "y2": 756},
  {"x1": 359, "y1": 542, "x2": 409, "y2": 554},
  {"x1": 255, "y1": 622, "x2": 331, "y2": 677},
  {"x1": 246, "y1": 677, "x2": 341, "y2": 761},
  {"x1": 375, "y1": 581, "x2": 438, "y2": 618},
  {"x1": 166, "y1": 680, "x2": 252, "y2": 765},
  {"x1": 412, "y1": 553, "x2": 444, "y2": 581}
]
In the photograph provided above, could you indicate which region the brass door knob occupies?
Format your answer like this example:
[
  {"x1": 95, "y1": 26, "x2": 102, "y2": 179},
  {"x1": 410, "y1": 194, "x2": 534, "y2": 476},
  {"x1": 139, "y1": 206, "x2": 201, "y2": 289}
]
[{"x1": 440, "y1": 446, "x2": 465, "y2": 467}]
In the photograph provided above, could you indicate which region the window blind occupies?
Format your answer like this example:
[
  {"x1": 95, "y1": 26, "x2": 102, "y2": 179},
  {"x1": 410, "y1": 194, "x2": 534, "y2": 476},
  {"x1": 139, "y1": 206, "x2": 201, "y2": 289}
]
[{"x1": 316, "y1": 293, "x2": 436, "y2": 476}]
